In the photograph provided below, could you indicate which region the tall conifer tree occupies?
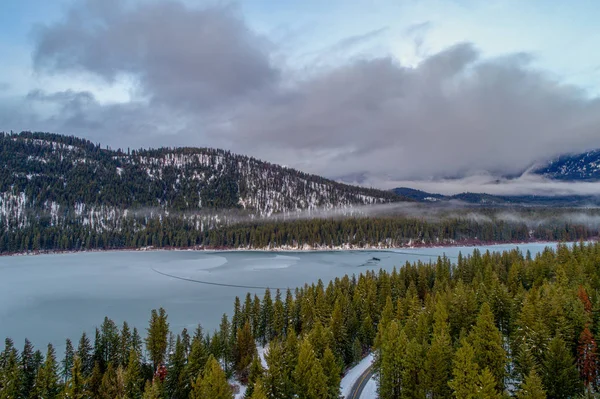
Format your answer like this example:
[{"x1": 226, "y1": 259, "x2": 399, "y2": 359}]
[{"x1": 145, "y1": 308, "x2": 169, "y2": 371}]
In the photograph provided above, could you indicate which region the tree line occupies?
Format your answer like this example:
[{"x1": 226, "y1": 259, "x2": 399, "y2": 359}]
[
  {"x1": 1, "y1": 213, "x2": 595, "y2": 254},
  {"x1": 3, "y1": 242, "x2": 600, "y2": 398}
]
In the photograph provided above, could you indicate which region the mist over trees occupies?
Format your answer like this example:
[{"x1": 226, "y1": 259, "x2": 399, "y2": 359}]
[{"x1": 1, "y1": 131, "x2": 599, "y2": 255}]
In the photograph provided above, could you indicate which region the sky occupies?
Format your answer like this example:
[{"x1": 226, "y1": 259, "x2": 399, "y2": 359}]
[{"x1": 1, "y1": 0, "x2": 600, "y2": 195}]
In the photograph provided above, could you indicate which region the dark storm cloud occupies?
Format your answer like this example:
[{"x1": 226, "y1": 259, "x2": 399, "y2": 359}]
[
  {"x1": 4, "y1": 0, "x2": 599, "y2": 195},
  {"x1": 33, "y1": 0, "x2": 278, "y2": 109}
]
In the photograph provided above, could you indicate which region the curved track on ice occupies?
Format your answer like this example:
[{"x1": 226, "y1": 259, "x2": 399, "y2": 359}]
[{"x1": 151, "y1": 268, "x2": 288, "y2": 290}]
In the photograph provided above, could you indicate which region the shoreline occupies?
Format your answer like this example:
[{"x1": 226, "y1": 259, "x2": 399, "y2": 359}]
[{"x1": 1, "y1": 237, "x2": 596, "y2": 258}]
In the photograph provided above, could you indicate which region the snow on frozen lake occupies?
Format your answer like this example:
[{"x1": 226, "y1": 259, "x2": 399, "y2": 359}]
[{"x1": 0, "y1": 243, "x2": 564, "y2": 349}]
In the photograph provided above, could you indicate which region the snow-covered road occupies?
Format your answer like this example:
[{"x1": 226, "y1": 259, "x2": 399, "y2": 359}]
[
  {"x1": 361, "y1": 376, "x2": 378, "y2": 398},
  {"x1": 340, "y1": 353, "x2": 375, "y2": 398}
]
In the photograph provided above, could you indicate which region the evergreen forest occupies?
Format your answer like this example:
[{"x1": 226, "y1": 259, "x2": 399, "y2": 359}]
[
  {"x1": 2, "y1": 242, "x2": 600, "y2": 398},
  {"x1": 2, "y1": 210, "x2": 598, "y2": 254}
]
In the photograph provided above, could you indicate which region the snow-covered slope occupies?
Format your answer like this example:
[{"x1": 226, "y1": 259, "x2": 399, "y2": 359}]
[
  {"x1": 534, "y1": 149, "x2": 600, "y2": 181},
  {"x1": 0, "y1": 132, "x2": 406, "y2": 231}
]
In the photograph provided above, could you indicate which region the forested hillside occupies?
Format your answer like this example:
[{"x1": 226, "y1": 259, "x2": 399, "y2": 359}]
[
  {"x1": 0, "y1": 131, "x2": 402, "y2": 224},
  {"x1": 2, "y1": 132, "x2": 599, "y2": 255},
  {"x1": 2, "y1": 242, "x2": 600, "y2": 398}
]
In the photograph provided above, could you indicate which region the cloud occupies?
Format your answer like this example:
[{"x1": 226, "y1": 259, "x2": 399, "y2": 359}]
[
  {"x1": 1, "y1": 0, "x2": 599, "y2": 197},
  {"x1": 33, "y1": 0, "x2": 278, "y2": 110},
  {"x1": 380, "y1": 174, "x2": 600, "y2": 196},
  {"x1": 218, "y1": 42, "x2": 600, "y2": 183},
  {"x1": 404, "y1": 21, "x2": 431, "y2": 58},
  {"x1": 332, "y1": 27, "x2": 389, "y2": 52}
]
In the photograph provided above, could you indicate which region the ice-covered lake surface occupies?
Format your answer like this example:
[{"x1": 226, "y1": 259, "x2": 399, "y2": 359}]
[{"x1": 0, "y1": 243, "x2": 564, "y2": 349}]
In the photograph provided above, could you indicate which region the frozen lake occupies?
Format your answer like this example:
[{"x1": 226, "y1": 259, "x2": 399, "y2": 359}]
[{"x1": 0, "y1": 243, "x2": 562, "y2": 349}]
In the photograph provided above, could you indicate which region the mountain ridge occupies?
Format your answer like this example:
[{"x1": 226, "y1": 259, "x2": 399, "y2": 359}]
[
  {"x1": 392, "y1": 187, "x2": 600, "y2": 206},
  {"x1": 533, "y1": 148, "x2": 600, "y2": 181},
  {"x1": 0, "y1": 131, "x2": 407, "y2": 230}
]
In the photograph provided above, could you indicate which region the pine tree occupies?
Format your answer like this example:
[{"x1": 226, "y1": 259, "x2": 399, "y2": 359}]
[
  {"x1": 185, "y1": 331, "x2": 209, "y2": 391},
  {"x1": 360, "y1": 314, "x2": 375, "y2": 350},
  {"x1": 285, "y1": 289, "x2": 296, "y2": 331},
  {"x1": 131, "y1": 328, "x2": 143, "y2": 360},
  {"x1": 272, "y1": 290, "x2": 286, "y2": 339},
  {"x1": 76, "y1": 333, "x2": 93, "y2": 377},
  {"x1": 449, "y1": 340, "x2": 479, "y2": 399},
  {"x1": 181, "y1": 328, "x2": 191, "y2": 358},
  {"x1": 300, "y1": 291, "x2": 316, "y2": 332},
  {"x1": 449, "y1": 281, "x2": 478, "y2": 342},
  {"x1": 425, "y1": 300, "x2": 453, "y2": 399},
  {"x1": 259, "y1": 288, "x2": 274, "y2": 344},
  {"x1": 165, "y1": 336, "x2": 187, "y2": 399},
  {"x1": 124, "y1": 350, "x2": 143, "y2": 399},
  {"x1": 99, "y1": 362, "x2": 119, "y2": 399},
  {"x1": 329, "y1": 299, "x2": 348, "y2": 365},
  {"x1": 33, "y1": 344, "x2": 60, "y2": 399},
  {"x1": 62, "y1": 339, "x2": 75, "y2": 384},
  {"x1": 350, "y1": 338, "x2": 362, "y2": 365},
  {"x1": 20, "y1": 338, "x2": 37, "y2": 397},
  {"x1": 514, "y1": 342, "x2": 537, "y2": 383},
  {"x1": 146, "y1": 308, "x2": 169, "y2": 371},
  {"x1": 468, "y1": 303, "x2": 506, "y2": 390},
  {"x1": 307, "y1": 321, "x2": 333, "y2": 359},
  {"x1": 88, "y1": 361, "x2": 103, "y2": 397},
  {"x1": 63, "y1": 356, "x2": 87, "y2": 399},
  {"x1": 244, "y1": 355, "x2": 264, "y2": 399},
  {"x1": 0, "y1": 344, "x2": 21, "y2": 399},
  {"x1": 249, "y1": 378, "x2": 268, "y2": 399},
  {"x1": 234, "y1": 321, "x2": 255, "y2": 383},
  {"x1": 316, "y1": 281, "x2": 331, "y2": 325},
  {"x1": 513, "y1": 294, "x2": 549, "y2": 373},
  {"x1": 284, "y1": 327, "x2": 299, "y2": 374},
  {"x1": 402, "y1": 338, "x2": 425, "y2": 399},
  {"x1": 141, "y1": 380, "x2": 161, "y2": 399},
  {"x1": 577, "y1": 285, "x2": 593, "y2": 314},
  {"x1": 218, "y1": 314, "x2": 233, "y2": 375},
  {"x1": 263, "y1": 341, "x2": 294, "y2": 399},
  {"x1": 189, "y1": 356, "x2": 232, "y2": 399},
  {"x1": 377, "y1": 321, "x2": 406, "y2": 399},
  {"x1": 100, "y1": 317, "x2": 121, "y2": 367},
  {"x1": 476, "y1": 368, "x2": 501, "y2": 399},
  {"x1": 321, "y1": 347, "x2": 341, "y2": 399},
  {"x1": 293, "y1": 339, "x2": 327, "y2": 399},
  {"x1": 379, "y1": 296, "x2": 395, "y2": 333},
  {"x1": 252, "y1": 295, "x2": 262, "y2": 338},
  {"x1": 232, "y1": 297, "x2": 242, "y2": 340},
  {"x1": 577, "y1": 326, "x2": 598, "y2": 389},
  {"x1": 120, "y1": 321, "x2": 132, "y2": 367},
  {"x1": 516, "y1": 370, "x2": 546, "y2": 399},
  {"x1": 542, "y1": 336, "x2": 582, "y2": 399}
]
